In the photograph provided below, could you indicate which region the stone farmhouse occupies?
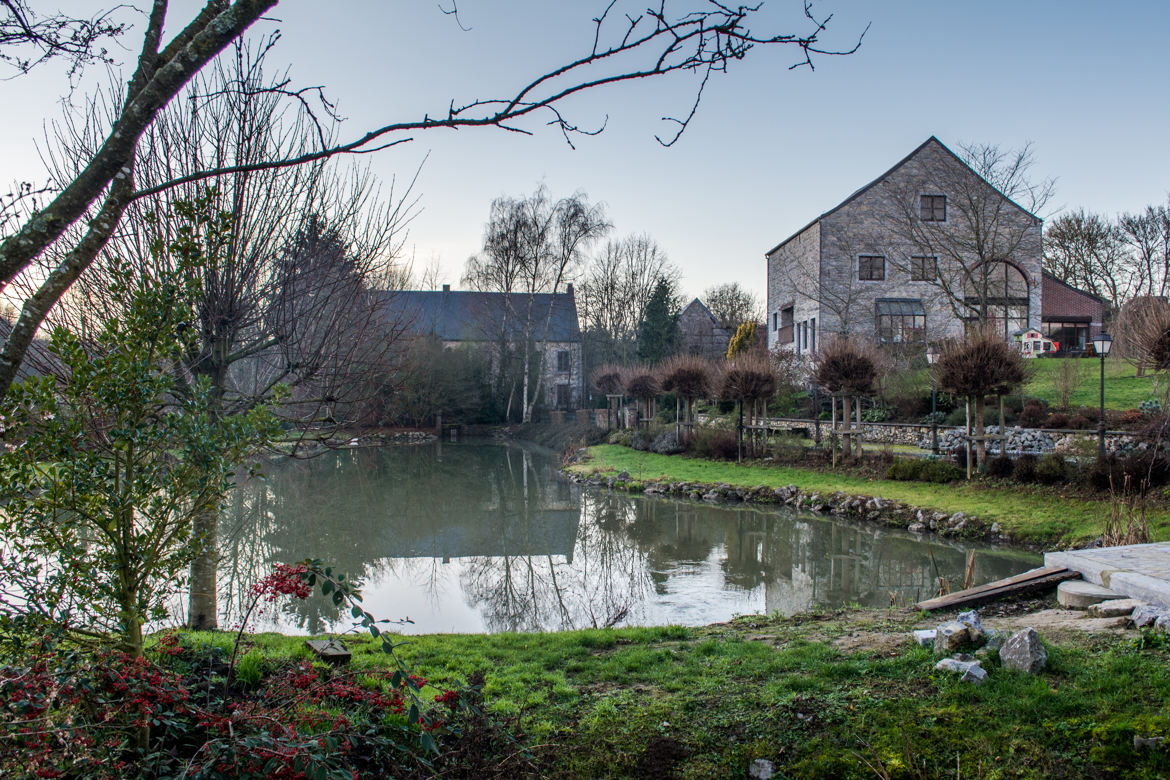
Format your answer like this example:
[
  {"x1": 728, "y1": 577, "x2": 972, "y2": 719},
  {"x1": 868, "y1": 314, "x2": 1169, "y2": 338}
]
[
  {"x1": 677, "y1": 298, "x2": 733, "y2": 360},
  {"x1": 385, "y1": 284, "x2": 584, "y2": 410},
  {"x1": 766, "y1": 136, "x2": 1047, "y2": 355}
]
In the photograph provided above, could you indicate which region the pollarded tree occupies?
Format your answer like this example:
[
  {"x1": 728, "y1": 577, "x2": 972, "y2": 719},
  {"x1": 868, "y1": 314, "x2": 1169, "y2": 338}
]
[
  {"x1": 719, "y1": 352, "x2": 777, "y2": 460},
  {"x1": 658, "y1": 354, "x2": 713, "y2": 440},
  {"x1": 623, "y1": 365, "x2": 660, "y2": 428},
  {"x1": 591, "y1": 363, "x2": 625, "y2": 428},
  {"x1": 936, "y1": 327, "x2": 1027, "y2": 472},
  {"x1": 813, "y1": 336, "x2": 876, "y2": 461}
]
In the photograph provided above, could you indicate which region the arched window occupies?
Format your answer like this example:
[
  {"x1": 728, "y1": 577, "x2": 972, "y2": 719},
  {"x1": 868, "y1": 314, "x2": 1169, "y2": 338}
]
[{"x1": 962, "y1": 260, "x2": 1030, "y2": 339}]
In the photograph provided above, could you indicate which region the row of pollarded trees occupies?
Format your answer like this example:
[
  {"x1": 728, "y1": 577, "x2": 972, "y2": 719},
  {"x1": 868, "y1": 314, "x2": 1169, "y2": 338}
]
[
  {"x1": 592, "y1": 351, "x2": 793, "y2": 460},
  {"x1": 814, "y1": 329, "x2": 1026, "y2": 475}
]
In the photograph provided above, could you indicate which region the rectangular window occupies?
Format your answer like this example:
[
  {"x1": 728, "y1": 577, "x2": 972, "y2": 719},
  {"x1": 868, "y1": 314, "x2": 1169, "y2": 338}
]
[
  {"x1": 802, "y1": 321, "x2": 809, "y2": 349},
  {"x1": 556, "y1": 350, "x2": 571, "y2": 372},
  {"x1": 910, "y1": 255, "x2": 937, "y2": 281},
  {"x1": 773, "y1": 312, "x2": 778, "y2": 331},
  {"x1": 920, "y1": 194, "x2": 947, "y2": 222},
  {"x1": 859, "y1": 255, "x2": 885, "y2": 281},
  {"x1": 810, "y1": 318, "x2": 816, "y2": 352},
  {"x1": 556, "y1": 383, "x2": 571, "y2": 409}
]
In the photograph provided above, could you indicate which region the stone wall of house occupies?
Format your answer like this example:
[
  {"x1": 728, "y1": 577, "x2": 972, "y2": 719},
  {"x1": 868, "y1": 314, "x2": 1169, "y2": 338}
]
[
  {"x1": 765, "y1": 139, "x2": 1044, "y2": 347},
  {"x1": 766, "y1": 221, "x2": 821, "y2": 352},
  {"x1": 539, "y1": 340, "x2": 584, "y2": 409}
]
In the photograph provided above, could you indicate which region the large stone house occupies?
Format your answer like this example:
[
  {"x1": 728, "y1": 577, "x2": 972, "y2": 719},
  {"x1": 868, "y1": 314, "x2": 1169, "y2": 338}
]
[
  {"x1": 386, "y1": 284, "x2": 584, "y2": 410},
  {"x1": 765, "y1": 136, "x2": 1045, "y2": 355}
]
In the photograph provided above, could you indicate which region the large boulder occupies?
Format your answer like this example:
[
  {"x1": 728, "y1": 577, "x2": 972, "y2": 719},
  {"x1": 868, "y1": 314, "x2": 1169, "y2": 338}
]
[{"x1": 999, "y1": 627, "x2": 1047, "y2": 675}]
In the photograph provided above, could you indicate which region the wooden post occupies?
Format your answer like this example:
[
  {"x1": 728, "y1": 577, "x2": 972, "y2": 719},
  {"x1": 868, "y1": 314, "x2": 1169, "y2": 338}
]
[
  {"x1": 831, "y1": 394, "x2": 839, "y2": 468},
  {"x1": 854, "y1": 394, "x2": 863, "y2": 458},
  {"x1": 965, "y1": 399, "x2": 972, "y2": 480}
]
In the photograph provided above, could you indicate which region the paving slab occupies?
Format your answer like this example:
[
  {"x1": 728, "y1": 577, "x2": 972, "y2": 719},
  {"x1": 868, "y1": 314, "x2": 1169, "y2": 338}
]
[
  {"x1": 1087, "y1": 598, "x2": 1147, "y2": 618},
  {"x1": 1046, "y1": 542, "x2": 1170, "y2": 608}
]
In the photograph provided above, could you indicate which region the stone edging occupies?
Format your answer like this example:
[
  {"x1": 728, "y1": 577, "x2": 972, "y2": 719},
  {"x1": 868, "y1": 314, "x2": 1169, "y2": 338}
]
[{"x1": 563, "y1": 467, "x2": 1027, "y2": 548}]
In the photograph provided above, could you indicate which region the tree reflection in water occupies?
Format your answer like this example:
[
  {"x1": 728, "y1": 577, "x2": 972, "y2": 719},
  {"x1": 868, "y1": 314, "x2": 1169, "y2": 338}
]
[{"x1": 215, "y1": 441, "x2": 1040, "y2": 634}]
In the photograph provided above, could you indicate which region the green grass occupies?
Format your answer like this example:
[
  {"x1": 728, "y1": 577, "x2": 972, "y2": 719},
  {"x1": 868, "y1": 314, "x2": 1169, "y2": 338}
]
[
  {"x1": 570, "y1": 445, "x2": 1170, "y2": 545},
  {"x1": 1024, "y1": 357, "x2": 1163, "y2": 410},
  {"x1": 186, "y1": 608, "x2": 1170, "y2": 778}
]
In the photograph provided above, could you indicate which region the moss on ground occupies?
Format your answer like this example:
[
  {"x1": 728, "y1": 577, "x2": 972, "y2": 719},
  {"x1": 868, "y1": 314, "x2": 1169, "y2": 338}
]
[
  {"x1": 568, "y1": 445, "x2": 1170, "y2": 546},
  {"x1": 186, "y1": 605, "x2": 1170, "y2": 779}
]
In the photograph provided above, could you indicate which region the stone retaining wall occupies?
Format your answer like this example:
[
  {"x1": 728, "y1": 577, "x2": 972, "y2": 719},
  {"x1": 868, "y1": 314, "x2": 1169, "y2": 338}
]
[{"x1": 564, "y1": 469, "x2": 1021, "y2": 547}]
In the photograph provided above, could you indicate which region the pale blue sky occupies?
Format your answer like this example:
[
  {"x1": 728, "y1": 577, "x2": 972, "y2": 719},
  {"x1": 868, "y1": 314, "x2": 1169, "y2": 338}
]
[{"x1": 3, "y1": 1, "x2": 1168, "y2": 300}]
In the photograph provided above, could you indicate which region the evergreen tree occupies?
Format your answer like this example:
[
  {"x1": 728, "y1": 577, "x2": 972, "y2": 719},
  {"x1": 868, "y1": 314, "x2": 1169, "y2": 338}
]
[{"x1": 636, "y1": 279, "x2": 680, "y2": 363}]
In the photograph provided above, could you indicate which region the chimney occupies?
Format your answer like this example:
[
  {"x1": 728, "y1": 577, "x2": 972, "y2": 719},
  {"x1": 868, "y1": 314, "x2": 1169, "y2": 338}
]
[
  {"x1": 442, "y1": 284, "x2": 450, "y2": 293},
  {"x1": 565, "y1": 283, "x2": 574, "y2": 297}
]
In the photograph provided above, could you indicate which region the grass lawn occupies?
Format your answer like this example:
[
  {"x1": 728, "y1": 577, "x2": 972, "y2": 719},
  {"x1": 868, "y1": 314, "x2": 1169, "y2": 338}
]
[
  {"x1": 188, "y1": 606, "x2": 1170, "y2": 778},
  {"x1": 1024, "y1": 357, "x2": 1164, "y2": 410},
  {"x1": 569, "y1": 445, "x2": 1170, "y2": 546}
]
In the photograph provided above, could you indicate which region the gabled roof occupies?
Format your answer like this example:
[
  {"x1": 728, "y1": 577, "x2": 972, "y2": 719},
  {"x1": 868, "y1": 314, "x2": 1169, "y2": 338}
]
[
  {"x1": 765, "y1": 136, "x2": 1043, "y2": 257},
  {"x1": 376, "y1": 288, "x2": 581, "y2": 343},
  {"x1": 680, "y1": 297, "x2": 721, "y2": 325}
]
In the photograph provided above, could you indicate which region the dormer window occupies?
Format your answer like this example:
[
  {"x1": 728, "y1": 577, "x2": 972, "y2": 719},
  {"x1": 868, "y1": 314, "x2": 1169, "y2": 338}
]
[{"x1": 920, "y1": 194, "x2": 947, "y2": 222}]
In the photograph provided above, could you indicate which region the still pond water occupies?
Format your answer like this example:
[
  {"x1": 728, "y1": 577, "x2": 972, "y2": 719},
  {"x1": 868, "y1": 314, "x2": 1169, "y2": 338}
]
[{"x1": 218, "y1": 440, "x2": 1039, "y2": 634}]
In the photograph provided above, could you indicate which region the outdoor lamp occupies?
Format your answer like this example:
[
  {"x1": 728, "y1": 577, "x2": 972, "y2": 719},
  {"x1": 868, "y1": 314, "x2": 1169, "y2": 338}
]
[
  {"x1": 1092, "y1": 332, "x2": 1112, "y2": 457},
  {"x1": 926, "y1": 345, "x2": 940, "y2": 454}
]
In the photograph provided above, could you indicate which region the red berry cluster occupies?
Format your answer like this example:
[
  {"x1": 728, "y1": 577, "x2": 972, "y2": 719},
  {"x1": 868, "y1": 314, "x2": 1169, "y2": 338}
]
[{"x1": 250, "y1": 563, "x2": 312, "y2": 602}]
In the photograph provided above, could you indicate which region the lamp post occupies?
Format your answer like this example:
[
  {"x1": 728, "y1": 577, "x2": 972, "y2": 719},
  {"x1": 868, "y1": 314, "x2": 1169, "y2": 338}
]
[
  {"x1": 926, "y1": 345, "x2": 940, "y2": 455},
  {"x1": 1092, "y1": 332, "x2": 1112, "y2": 458}
]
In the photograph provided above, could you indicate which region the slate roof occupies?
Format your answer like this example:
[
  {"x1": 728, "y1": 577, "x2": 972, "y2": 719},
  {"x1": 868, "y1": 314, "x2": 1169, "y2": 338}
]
[{"x1": 376, "y1": 288, "x2": 581, "y2": 343}]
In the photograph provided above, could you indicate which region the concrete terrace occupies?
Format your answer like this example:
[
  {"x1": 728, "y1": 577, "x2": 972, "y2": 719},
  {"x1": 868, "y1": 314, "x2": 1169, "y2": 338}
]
[{"x1": 1046, "y1": 542, "x2": 1170, "y2": 607}]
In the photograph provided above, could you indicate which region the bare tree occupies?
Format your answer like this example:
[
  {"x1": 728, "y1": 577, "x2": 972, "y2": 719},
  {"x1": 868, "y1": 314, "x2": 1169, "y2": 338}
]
[
  {"x1": 1043, "y1": 209, "x2": 1132, "y2": 309},
  {"x1": 882, "y1": 141, "x2": 1051, "y2": 339},
  {"x1": 0, "y1": 1, "x2": 127, "y2": 76},
  {"x1": 0, "y1": 2, "x2": 863, "y2": 398},
  {"x1": 578, "y1": 233, "x2": 679, "y2": 364},
  {"x1": 702, "y1": 282, "x2": 763, "y2": 331},
  {"x1": 1120, "y1": 201, "x2": 1170, "y2": 300},
  {"x1": 48, "y1": 44, "x2": 413, "y2": 631},
  {"x1": 463, "y1": 186, "x2": 610, "y2": 421}
]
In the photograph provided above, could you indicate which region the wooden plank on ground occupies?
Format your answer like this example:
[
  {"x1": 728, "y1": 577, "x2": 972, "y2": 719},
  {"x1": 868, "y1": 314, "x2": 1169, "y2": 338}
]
[{"x1": 915, "y1": 566, "x2": 1080, "y2": 611}]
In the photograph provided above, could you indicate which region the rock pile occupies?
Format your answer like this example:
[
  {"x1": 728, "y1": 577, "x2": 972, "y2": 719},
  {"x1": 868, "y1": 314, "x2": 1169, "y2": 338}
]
[{"x1": 913, "y1": 609, "x2": 1046, "y2": 684}]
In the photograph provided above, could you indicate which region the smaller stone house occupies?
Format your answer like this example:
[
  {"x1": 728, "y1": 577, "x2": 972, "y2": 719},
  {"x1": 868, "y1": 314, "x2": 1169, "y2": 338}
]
[
  {"x1": 677, "y1": 298, "x2": 732, "y2": 360},
  {"x1": 1040, "y1": 272, "x2": 1105, "y2": 352},
  {"x1": 384, "y1": 284, "x2": 584, "y2": 410}
]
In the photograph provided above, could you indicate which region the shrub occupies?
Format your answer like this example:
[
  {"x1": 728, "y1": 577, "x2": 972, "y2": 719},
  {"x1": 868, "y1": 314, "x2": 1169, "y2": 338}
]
[
  {"x1": 886, "y1": 458, "x2": 922, "y2": 481},
  {"x1": 1018, "y1": 398, "x2": 1049, "y2": 427},
  {"x1": 920, "y1": 459, "x2": 964, "y2": 483},
  {"x1": 986, "y1": 455, "x2": 1014, "y2": 478},
  {"x1": 689, "y1": 429, "x2": 739, "y2": 460},
  {"x1": 1067, "y1": 414, "x2": 1091, "y2": 430},
  {"x1": 1140, "y1": 398, "x2": 1163, "y2": 416},
  {"x1": 862, "y1": 406, "x2": 891, "y2": 422},
  {"x1": 1013, "y1": 454, "x2": 1038, "y2": 482},
  {"x1": 1044, "y1": 412, "x2": 1070, "y2": 429},
  {"x1": 650, "y1": 430, "x2": 685, "y2": 455},
  {"x1": 607, "y1": 430, "x2": 632, "y2": 447},
  {"x1": 1035, "y1": 454, "x2": 1068, "y2": 484},
  {"x1": 886, "y1": 458, "x2": 961, "y2": 483},
  {"x1": 1119, "y1": 409, "x2": 1145, "y2": 427}
]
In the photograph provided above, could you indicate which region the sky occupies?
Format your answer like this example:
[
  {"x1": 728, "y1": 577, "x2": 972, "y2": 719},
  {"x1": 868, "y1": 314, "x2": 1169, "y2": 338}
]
[{"x1": 2, "y1": 1, "x2": 1169, "y2": 302}]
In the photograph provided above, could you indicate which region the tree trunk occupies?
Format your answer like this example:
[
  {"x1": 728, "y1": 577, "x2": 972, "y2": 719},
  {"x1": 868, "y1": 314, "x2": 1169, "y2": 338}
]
[
  {"x1": 974, "y1": 394, "x2": 987, "y2": 470},
  {"x1": 854, "y1": 395, "x2": 863, "y2": 458},
  {"x1": 187, "y1": 496, "x2": 221, "y2": 630},
  {"x1": 841, "y1": 395, "x2": 852, "y2": 461}
]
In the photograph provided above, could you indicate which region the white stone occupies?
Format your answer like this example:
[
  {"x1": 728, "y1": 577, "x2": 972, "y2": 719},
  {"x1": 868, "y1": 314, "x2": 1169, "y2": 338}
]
[
  {"x1": 1086, "y1": 598, "x2": 1146, "y2": 618},
  {"x1": 1057, "y1": 580, "x2": 1126, "y2": 609},
  {"x1": 749, "y1": 759, "x2": 775, "y2": 779},
  {"x1": 935, "y1": 656, "x2": 987, "y2": 684},
  {"x1": 1132, "y1": 604, "x2": 1167, "y2": 628},
  {"x1": 999, "y1": 627, "x2": 1047, "y2": 675},
  {"x1": 912, "y1": 629, "x2": 936, "y2": 647},
  {"x1": 933, "y1": 621, "x2": 970, "y2": 654}
]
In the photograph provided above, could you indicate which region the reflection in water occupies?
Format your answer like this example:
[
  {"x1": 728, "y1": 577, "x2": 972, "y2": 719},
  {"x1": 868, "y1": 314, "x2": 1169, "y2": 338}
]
[{"x1": 217, "y1": 441, "x2": 1040, "y2": 634}]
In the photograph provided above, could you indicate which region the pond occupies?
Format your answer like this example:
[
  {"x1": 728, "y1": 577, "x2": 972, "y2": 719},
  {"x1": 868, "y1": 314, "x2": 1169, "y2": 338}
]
[{"x1": 217, "y1": 440, "x2": 1040, "y2": 634}]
